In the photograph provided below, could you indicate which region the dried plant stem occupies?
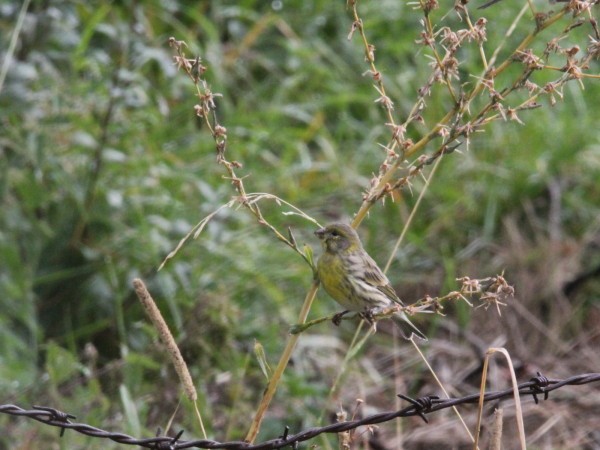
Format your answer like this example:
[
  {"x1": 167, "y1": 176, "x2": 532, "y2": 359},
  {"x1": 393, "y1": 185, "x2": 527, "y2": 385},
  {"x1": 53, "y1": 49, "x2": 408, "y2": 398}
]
[
  {"x1": 348, "y1": 1, "x2": 397, "y2": 130},
  {"x1": 489, "y1": 408, "x2": 504, "y2": 450},
  {"x1": 245, "y1": 281, "x2": 319, "y2": 443},
  {"x1": 333, "y1": 324, "x2": 375, "y2": 390},
  {"x1": 383, "y1": 150, "x2": 444, "y2": 273},
  {"x1": 133, "y1": 278, "x2": 207, "y2": 439},
  {"x1": 316, "y1": 321, "x2": 369, "y2": 427},
  {"x1": 464, "y1": 12, "x2": 489, "y2": 70},
  {"x1": 421, "y1": 2, "x2": 460, "y2": 102},
  {"x1": 0, "y1": 0, "x2": 30, "y2": 92},
  {"x1": 486, "y1": 3, "x2": 529, "y2": 68},
  {"x1": 168, "y1": 39, "x2": 311, "y2": 264},
  {"x1": 411, "y1": 341, "x2": 478, "y2": 447},
  {"x1": 164, "y1": 398, "x2": 180, "y2": 436},
  {"x1": 473, "y1": 348, "x2": 525, "y2": 450},
  {"x1": 393, "y1": 331, "x2": 404, "y2": 447}
]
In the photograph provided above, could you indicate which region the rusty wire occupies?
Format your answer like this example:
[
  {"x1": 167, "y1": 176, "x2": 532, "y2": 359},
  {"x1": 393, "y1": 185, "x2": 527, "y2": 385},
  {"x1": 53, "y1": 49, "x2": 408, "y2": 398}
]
[{"x1": 2, "y1": 372, "x2": 599, "y2": 449}]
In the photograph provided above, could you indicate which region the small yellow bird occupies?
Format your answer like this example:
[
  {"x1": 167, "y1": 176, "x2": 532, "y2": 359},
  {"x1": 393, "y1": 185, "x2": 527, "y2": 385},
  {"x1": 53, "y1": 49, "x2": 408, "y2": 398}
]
[{"x1": 315, "y1": 223, "x2": 427, "y2": 340}]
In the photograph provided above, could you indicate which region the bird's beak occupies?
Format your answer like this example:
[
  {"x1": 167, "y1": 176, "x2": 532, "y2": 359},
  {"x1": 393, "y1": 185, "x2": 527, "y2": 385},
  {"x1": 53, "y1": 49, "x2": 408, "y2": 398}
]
[{"x1": 314, "y1": 228, "x2": 326, "y2": 239}]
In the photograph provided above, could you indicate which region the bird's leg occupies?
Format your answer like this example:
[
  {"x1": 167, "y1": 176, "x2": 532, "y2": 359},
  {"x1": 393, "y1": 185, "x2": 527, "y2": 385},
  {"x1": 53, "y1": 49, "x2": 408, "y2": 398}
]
[
  {"x1": 359, "y1": 308, "x2": 377, "y2": 325},
  {"x1": 332, "y1": 310, "x2": 351, "y2": 326},
  {"x1": 359, "y1": 308, "x2": 378, "y2": 332}
]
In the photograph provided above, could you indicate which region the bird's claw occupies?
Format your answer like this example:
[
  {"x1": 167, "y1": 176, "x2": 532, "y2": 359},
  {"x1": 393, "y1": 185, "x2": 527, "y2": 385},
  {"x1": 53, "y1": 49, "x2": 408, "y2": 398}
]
[
  {"x1": 332, "y1": 310, "x2": 350, "y2": 326},
  {"x1": 359, "y1": 308, "x2": 376, "y2": 325}
]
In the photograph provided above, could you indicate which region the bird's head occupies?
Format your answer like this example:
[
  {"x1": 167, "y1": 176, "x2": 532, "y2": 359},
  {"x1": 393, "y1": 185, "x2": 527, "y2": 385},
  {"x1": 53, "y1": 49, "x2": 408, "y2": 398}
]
[{"x1": 314, "y1": 223, "x2": 362, "y2": 254}]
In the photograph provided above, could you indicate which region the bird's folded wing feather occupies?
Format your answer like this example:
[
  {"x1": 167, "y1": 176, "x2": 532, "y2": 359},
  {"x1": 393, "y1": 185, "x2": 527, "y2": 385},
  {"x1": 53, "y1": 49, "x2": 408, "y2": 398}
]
[{"x1": 360, "y1": 254, "x2": 405, "y2": 306}]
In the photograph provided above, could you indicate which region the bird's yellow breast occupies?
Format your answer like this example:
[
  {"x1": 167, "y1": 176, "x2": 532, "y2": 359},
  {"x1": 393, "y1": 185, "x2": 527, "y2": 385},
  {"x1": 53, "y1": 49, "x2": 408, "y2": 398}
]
[{"x1": 317, "y1": 252, "x2": 361, "y2": 310}]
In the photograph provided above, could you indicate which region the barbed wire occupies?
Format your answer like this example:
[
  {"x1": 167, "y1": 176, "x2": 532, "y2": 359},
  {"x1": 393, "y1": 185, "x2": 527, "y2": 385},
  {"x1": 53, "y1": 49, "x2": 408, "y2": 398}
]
[{"x1": 2, "y1": 372, "x2": 599, "y2": 449}]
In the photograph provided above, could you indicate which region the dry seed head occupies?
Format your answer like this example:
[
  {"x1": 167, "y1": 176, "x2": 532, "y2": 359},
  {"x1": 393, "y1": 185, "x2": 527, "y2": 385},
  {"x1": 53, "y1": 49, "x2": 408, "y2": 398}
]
[
  {"x1": 535, "y1": 13, "x2": 548, "y2": 30},
  {"x1": 374, "y1": 85, "x2": 394, "y2": 109},
  {"x1": 423, "y1": 0, "x2": 440, "y2": 13},
  {"x1": 566, "y1": 45, "x2": 580, "y2": 57},
  {"x1": 458, "y1": 276, "x2": 482, "y2": 295},
  {"x1": 409, "y1": 165, "x2": 421, "y2": 176},
  {"x1": 457, "y1": 121, "x2": 476, "y2": 137},
  {"x1": 568, "y1": 0, "x2": 594, "y2": 14},
  {"x1": 473, "y1": 18, "x2": 488, "y2": 43},
  {"x1": 173, "y1": 55, "x2": 192, "y2": 72},
  {"x1": 417, "y1": 31, "x2": 437, "y2": 48},
  {"x1": 386, "y1": 123, "x2": 406, "y2": 141},
  {"x1": 438, "y1": 125, "x2": 450, "y2": 139},
  {"x1": 366, "y1": 44, "x2": 376, "y2": 61},
  {"x1": 588, "y1": 36, "x2": 600, "y2": 59},
  {"x1": 515, "y1": 49, "x2": 544, "y2": 70},
  {"x1": 440, "y1": 27, "x2": 461, "y2": 50},
  {"x1": 493, "y1": 102, "x2": 507, "y2": 121},
  {"x1": 418, "y1": 84, "x2": 432, "y2": 97},
  {"x1": 523, "y1": 80, "x2": 540, "y2": 94},
  {"x1": 546, "y1": 37, "x2": 564, "y2": 55},
  {"x1": 168, "y1": 37, "x2": 187, "y2": 50},
  {"x1": 347, "y1": 19, "x2": 362, "y2": 40},
  {"x1": 214, "y1": 125, "x2": 227, "y2": 137},
  {"x1": 507, "y1": 108, "x2": 525, "y2": 125},
  {"x1": 416, "y1": 154, "x2": 429, "y2": 165},
  {"x1": 442, "y1": 54, "x2": 460, "y2": 79},
  {"x1": 561, "y1": 55, "x2": 583, "y2": 79}
]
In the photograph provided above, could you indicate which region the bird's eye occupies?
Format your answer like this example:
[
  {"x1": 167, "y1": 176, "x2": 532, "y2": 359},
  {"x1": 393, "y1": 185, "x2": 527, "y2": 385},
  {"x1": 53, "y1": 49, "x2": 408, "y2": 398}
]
[{"x1": 330, "y1": 230, "x2": 339, "y2": 237}]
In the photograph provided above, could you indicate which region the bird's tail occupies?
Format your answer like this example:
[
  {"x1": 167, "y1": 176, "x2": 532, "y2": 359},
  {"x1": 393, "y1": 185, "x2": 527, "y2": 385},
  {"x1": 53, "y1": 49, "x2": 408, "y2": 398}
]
[{"x1": 392, "y1": 312, "x2": 427, "y2": 341}]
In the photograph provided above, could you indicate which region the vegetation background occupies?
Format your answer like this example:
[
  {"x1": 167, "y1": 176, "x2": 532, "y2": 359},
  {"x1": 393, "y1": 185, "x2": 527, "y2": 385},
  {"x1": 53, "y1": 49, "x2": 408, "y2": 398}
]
[{"x1": 1, "y1": 0, "x2": 599, "y2": 448}]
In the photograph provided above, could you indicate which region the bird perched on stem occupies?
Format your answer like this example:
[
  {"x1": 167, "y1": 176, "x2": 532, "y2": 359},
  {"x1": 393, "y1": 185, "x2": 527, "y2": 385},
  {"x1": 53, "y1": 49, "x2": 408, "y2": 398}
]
[{"x1": 315, "y1": 223, "x2": 427, "y2": 341}]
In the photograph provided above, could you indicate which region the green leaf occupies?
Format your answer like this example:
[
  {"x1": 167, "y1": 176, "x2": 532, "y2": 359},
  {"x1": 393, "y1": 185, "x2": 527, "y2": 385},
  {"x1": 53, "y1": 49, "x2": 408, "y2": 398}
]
[
  {"x1": 119, "y1": 384, "x2": 142, "y2": 437},
  {"x1": 45, "y1": 342, "x2": 84, "y2": 386},
  {"x1": 253, "y1": 339, "x2": 272, "y2": 381}
]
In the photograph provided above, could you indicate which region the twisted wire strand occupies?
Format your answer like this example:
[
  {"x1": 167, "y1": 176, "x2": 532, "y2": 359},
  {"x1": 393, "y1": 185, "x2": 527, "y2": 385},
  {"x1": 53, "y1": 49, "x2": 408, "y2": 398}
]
[{"x1": 2, "y1": 372, "x2": 598, "y2": 449}]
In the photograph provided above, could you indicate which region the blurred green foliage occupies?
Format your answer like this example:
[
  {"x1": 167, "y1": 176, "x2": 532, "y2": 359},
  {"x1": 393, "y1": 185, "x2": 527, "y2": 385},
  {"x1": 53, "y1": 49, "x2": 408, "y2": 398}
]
[{"x1": 1, "y1": 0, "x2": 599, "y2": 448}]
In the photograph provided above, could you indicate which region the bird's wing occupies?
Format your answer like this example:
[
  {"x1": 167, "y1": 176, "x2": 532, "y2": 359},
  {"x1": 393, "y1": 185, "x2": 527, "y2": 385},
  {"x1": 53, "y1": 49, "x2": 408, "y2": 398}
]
[{"x1": 360, "y1": 253, "x2": 405, "y2": 306}]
